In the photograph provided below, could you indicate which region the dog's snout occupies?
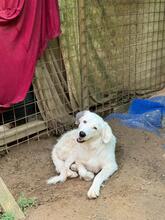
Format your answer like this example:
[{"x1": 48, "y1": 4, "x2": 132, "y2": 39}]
[{"x1": 79, "y1": 131, "x2": 86, "y2": 138}]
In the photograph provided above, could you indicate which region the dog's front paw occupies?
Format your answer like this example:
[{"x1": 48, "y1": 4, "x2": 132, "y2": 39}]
[
  {"x1": 83, "y1": 171, "x2": 94, "y2": 181},
  {"x1": 87, "y1": 185, "x2": 100, "y2": 199},
  {"x1": 67, "y1": 170, "x2": 78, "y2": 178}
]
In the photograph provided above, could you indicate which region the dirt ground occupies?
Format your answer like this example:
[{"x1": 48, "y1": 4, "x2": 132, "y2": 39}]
[{"x1": 0, "y1": 120, "x2": 165, "y2": 220}]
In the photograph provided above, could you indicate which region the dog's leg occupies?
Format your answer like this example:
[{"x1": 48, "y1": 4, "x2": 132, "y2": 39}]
[
  {"x1": 47, "y1": 152, "x2": 68, "y2": 184},
  {"x1": 51, "y1": 153, "x2": 64, "y2": 174},
  {"x1": 64, "y1": 156, "x2": 78, "y2": 178},
  {"x1": 47, "y1": 166, "x2": 68, "y2": 185},
  {"x1": 47, "y1": 156, "x2": 78, "y2": 185},
  {"x1": 55, "y1": 154, "x2": 77, "y2": 178},
  {"x1": 47, "y1": 168, "x2": 77, "y2": 185},
  {"x1": 87, "y1": 163, "x2": 118, "y2": 199},
  {"x1": 76, "y1": 162, "x2": 94, "y2": 181}
]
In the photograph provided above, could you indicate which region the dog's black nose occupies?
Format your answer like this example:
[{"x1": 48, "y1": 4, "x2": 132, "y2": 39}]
[{"x1": 79, "y1": 131, "x2": 86, "y2": 138}]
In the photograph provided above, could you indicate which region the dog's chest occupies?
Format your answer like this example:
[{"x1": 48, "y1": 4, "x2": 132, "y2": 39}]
[
  {"x1": 85, "y1": 158, "x2": 101, "y2": 173},
  {"x1": 77, "y1": 148, "x2": 102, "y2": 173}
]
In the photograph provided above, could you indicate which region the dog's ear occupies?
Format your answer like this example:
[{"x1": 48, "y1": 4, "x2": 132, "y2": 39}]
[
  {"x1": 101, "y1": 122, "x2": 112, "y2": 144},
  {"x1": 75, "y1": 110, "x2": 89, "y2": 125}
]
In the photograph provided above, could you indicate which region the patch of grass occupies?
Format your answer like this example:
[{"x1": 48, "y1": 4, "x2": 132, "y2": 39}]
[
  {"x1": 0, "y1": 212, "x2": 15, "y2": 220},
  {"x1": 0, "y1": 194, "x2": 37, "y2": 219},
  {"x1": 17, "y1": 194, "x2": 37, "y2": 213}
]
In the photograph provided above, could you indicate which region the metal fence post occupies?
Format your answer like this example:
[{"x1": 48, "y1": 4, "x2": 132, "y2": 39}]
[{"x1": 78, "y1": 0, "x2": 89, "y2": 110}]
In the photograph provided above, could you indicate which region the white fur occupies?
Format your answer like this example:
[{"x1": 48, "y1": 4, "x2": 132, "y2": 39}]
[{"x1": 47, "y1": 110, "x2": 118, "y2": 199}]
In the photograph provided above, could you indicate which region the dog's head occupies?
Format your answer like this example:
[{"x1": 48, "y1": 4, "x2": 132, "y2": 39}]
[{"x1": 75, "y1": 110, "x2": 112, "y2": 144}]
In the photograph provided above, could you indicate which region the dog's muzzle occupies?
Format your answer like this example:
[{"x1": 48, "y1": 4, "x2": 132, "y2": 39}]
[
  {"x1": 77, "y1": 137, "x2": 85, "y2": 143},
  {"x1": 77, "y1": 131, "x2": 86, "y2": 143}
]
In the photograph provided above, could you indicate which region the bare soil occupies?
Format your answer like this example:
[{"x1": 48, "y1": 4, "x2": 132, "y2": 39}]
[{"x1": 0, "y1": 121, "x2": 165, "y2": 220}]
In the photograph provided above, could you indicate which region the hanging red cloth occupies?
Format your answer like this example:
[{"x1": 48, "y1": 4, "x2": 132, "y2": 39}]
[{"x1": 0, "y1": 0, "x2": 61, "y2": 107}]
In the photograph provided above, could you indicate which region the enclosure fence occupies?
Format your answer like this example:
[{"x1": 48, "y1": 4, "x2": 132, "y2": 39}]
[{"x1": 0, "y1": 0, "x2": 165, "y2": 151}]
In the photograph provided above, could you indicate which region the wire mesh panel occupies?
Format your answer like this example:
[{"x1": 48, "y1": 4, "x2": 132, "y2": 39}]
[
  {"x1": 0, "y1": 85, "x2": 45, "y2": 151},
  {"x1": 84, "y1": 0, "x2": 165, "y2": 113},
  {"x1": 0, "y1": 0, "x2": 165, "y2": 150}
]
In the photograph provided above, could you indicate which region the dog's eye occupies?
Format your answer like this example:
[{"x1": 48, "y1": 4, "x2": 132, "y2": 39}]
[
  {"x1": 93, "y1": 127, "x2": 97, "y2": 130},
  {"x1": 83, "y1": 120, "x2": 87, "y2": 123}
]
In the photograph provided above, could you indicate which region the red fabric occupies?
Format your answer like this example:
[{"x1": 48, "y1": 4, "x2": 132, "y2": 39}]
[{"x1": 0, "y1": 0, "x2": 61, "y2": 107}]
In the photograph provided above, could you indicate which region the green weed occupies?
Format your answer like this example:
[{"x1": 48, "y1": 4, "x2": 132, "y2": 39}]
[
  {"x1": 17, "y1": 193, "x2": 37, "y2": 213},
  {"x1": 0, "y1": 212, "x2": 15, "y2": 220}
]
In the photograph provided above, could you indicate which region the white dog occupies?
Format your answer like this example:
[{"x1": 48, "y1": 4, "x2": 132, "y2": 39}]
[{"x1": 47, "y1": 110, "x2": 118, "y2": 199}]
